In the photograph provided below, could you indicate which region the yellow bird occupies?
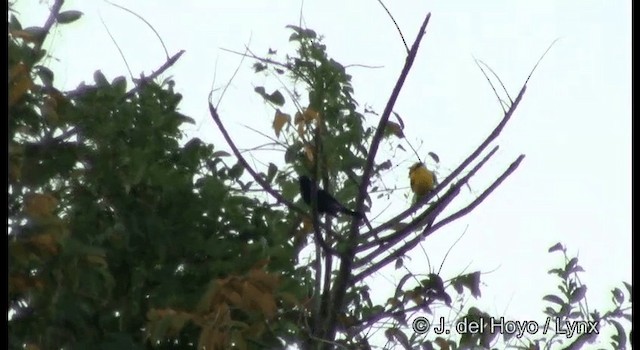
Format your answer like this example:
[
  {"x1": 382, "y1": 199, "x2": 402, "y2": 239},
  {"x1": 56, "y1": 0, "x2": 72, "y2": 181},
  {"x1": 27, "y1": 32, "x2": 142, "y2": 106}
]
[{"x1": 409, "y1": 162, "x2": 436, "y2": 197}]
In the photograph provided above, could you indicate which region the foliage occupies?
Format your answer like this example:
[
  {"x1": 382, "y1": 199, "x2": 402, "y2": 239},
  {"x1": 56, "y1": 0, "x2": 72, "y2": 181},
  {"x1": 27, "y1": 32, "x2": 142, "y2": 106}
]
[
  {"x1": 8, "y1": 4, "x2": 310, "y2": 349},
  {"x1": 227, "y1": 19, "x2": 504, "y2": 349},
  {"x1": 442, "y1": 244, "x2": 631, "y2": 350}
]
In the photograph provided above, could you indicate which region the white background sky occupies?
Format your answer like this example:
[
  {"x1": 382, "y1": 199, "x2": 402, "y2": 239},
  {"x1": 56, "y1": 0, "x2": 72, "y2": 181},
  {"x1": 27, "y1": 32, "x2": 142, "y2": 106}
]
[{"x1": 14, "y1": 0, "x2": 631, "y2": 347}]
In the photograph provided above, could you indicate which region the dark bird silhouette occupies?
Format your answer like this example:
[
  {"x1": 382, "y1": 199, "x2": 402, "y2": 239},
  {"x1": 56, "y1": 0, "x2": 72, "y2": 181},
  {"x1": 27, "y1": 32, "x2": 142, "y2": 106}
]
[{"x1": 298, "y1": 175, "x2": 363, "y2": 218}]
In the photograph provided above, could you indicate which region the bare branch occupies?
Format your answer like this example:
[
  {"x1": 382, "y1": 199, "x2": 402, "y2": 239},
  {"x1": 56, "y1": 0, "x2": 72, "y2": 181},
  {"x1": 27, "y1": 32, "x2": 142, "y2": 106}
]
[
  {"x1": 428, "y1": 154, "x2": 525, "y2": 232},
  {"x1": 353, "y1": 185, "x2": 459, "y2": 277},
  {"x1": 207, "y1": 101, "x2": 300, "y2": 211},
  {"x1": 365, "y1": 84, "x2": 527, "y2": 239},
  {"x1": 207, "y1": 99, "x2": 340, "y2": 258},
  {"x1": 220, "y1": 47, "x2": 290, "y2": 70},
  {"x1": 122, "y1": 50, "x2": 185, "y2": 99},
  {"x1": 324, "y1": 14, "x2": 432, "y2": 345},
  {"x1": 475, "y1": 58, "x2": 512, "y2": 106},
  {"x1": 525, "y1": 38, "x2": 560, "y2": 86},
  {"x1": 354, "y1": 12, "x2": 432, "y2": 230},
  {"x1": 357, "y1": 145, "x2": 499, "y2": 254},
  {"x1": 474, "y1": 58, "x2": 508, "y2": 113},
  {"x1": 354, "y1": 154, "x2": 524, "y2": 282}
]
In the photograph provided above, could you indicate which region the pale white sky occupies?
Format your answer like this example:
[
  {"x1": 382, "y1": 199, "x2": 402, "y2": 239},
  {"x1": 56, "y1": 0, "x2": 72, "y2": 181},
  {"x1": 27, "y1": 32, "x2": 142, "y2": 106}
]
[{"x1": 14, "y1": 0, "x2": 631, "y2": 346}]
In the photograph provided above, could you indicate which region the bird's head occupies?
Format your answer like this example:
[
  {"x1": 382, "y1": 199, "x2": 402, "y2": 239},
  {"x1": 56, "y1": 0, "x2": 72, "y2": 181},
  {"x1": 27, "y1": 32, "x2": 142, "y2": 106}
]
[{"x1": 409, "y1": 162, "x2": 425, "y2": 174}]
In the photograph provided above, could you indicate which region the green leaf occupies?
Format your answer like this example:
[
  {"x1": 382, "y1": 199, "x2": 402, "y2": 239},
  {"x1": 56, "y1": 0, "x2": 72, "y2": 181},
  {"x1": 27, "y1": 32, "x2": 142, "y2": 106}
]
[
  {"x1": 254, "y1": 87, "x2": 285, "y2": 106},
  {"x1": 548, "y1": 242, "x2": 564, "y2": 253},
  {"x1": 392, "y1": 111, "x2": 405, "y2": 129},
  {"x1": 547, "y1": 268, "x2": 563, "y2": 277},
  {"x1": 229, "y1": 162, "x2": 245, "y2": 179},
  {"x1": 253, "y1": 62, "x2": 267, "y2": 73},
  {"x1": 22, "y1": 26, "x2": 47, "y2": 41},
  {"x1": 384, "y1": 121, "x2": 404, "y2": 138},
  {"x1": 286, "y1": 25, "x2": 303, "y2": 33},
  {"x1": 542, "y1": 294, "x2": 565, "y2": 306},
  {"x1": 267, "y1": 163, "x2": 277, "y2": 183},
  {"x1": 609, "y1": 319, "x2": 627, "y2": 349},
  {"x1": 212, "y1": 150, "x2": 231, "y2": 158},
  {"x1": 268, "y1": 90, "x2": 285, "y2": 106},
  {"x1": 376, "y1": 159, "x2": 392, "y2": 172},
  {"x1": 611, "y1": 287, "x2": 624, "y2": 304},
  {"x1": 56, "y1": 10, "x2": 83, "y2": 24},
  {"x1": 281, "y1": 180, "x2": 298, "y2": 200},
  {"x1": 93, "y1": 70, "x2": 109, "y2": 87},
  {"x1": 394, "y1": 258, "x2": 403, "y2": 270},
  {"x1": 9, "y1": 14, "x2": 22, "y2": 31},
  {"x1": 284, "y1": 146, "x2": 299, "y2": 164},
  {"x1": 112, "y1": 76, "x2": 127, "y2": 94},
  {"x1": 451, "y1": 272, "x2": 481, "y2": 298},
  {"x1": 544, "y1": 306, "x2": 558, "y2": 317},
  {"x1": 35, "y1": 65, "x2": 54, "y2": 87},
  {"x1": 623, "y1": 281, "x2": 632, "y2": 302},
  {"x1": 569, "y1": 285, "x2": 587, "y2": 303},
  {"x1": 177, "y1": 113, "x2": 196, "y2": 125}
]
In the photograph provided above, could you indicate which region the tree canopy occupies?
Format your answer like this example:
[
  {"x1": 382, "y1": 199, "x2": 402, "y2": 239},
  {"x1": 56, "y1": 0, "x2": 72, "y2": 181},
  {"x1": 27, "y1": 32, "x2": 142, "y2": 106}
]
[{"x1": 8, "y1": 2, "x2": 631, "y2": 350}]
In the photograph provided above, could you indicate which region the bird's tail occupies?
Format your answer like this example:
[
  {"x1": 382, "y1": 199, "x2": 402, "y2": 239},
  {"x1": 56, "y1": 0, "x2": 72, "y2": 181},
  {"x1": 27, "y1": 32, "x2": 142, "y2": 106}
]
[{"x1": 341, "y1": 208, "x2": 375, "y2": 231}]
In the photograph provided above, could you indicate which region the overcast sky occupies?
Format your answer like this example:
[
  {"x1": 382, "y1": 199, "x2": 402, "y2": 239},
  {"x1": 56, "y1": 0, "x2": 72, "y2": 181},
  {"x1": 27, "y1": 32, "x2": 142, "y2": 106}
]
[{"x1": 14, "y1": 0, "x2": 631, "y2": 346}]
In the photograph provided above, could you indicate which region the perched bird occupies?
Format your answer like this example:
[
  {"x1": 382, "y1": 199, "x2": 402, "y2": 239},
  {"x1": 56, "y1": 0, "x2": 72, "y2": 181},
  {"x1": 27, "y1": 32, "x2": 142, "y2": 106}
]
[
  {"x1": 409, "y1": 162, "x2": 436, "y2": 197},
  {"x1": 298, "y1": 175, "x2": 363, "y2": 218}
]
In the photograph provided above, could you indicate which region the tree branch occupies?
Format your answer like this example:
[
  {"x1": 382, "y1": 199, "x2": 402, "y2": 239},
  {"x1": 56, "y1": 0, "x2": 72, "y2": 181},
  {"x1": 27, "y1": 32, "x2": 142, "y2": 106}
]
[
  {"x1": 365, "y1": 84, "x2": 527, "y2": 239},
  {"x1": 353, "y1": 154, "x2": 524, "y2": 283},
  {"x1": 34, "y1": 0, "x2": 64, "y2": 53},
  {"x1": 208, "y1": 102, "x2": 299, "y2": 211},
  {"x1": 427, "y1": 154, "x2": 525, "y2": 233},
  {"x1": 324, "y1": 13, "x2": 432, "y2": 347},
  {"x1": 357, "y1": 145, "x2": 499, "y2": 254},
  {"x1": 123, "y1": 50, "x2": 185, "y2": 99},
  {"x1": 207, "y1": 99, "x2": 340, "y2": 254}
]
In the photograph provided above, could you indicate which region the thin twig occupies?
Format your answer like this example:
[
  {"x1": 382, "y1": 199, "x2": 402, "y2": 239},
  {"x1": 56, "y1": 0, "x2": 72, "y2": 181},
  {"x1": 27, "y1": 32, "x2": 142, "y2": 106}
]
[
  {"x1": 343, "y1": 63, "x2": 384, "y2": 69},
  {"x1": 98, "y1": 10, "x2": 133, "y2": 81},
  {"x1": 474, "y1": 57, "x2": 507, "y2": 114},
  {"x1": 376, "y1": 0, "x2": 409, "y2": 53},
  {"x1": 216, "y1": 37, "x2": 253, "y2": 109},
  {"x1": 239, "y1": 123, "x2": 288, "y2": 149},
  {"x1": 355, "y1": 145, "x2": 500, "y2": 270},
  {"x1": 220, "y1": 47, "x2": 291, "y2": 70},
  {"x1": 428, "y1": 154, "x2": 525, "y2": 232},
  {"x1": 207, "y1": 96, "x2": 338, "y2": 255},
  {"x1": 476, "y1": 58, "x2": 512, "y2": 105},
  {"x1": 122, "y1": 50, "x2": 185, "y2": 99},
  {"x1": 524, "y1": 38, "x2": 560, "y2": 86},
  {"x1": 437, "y1": 225, "x2": 469, "y2": 275},
  {"x1": 207, "y1": 100, "x2": 301, "y2": 213},
  {"x1": 104, "y1": 0, "x2": 170, "y2": 59}
]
